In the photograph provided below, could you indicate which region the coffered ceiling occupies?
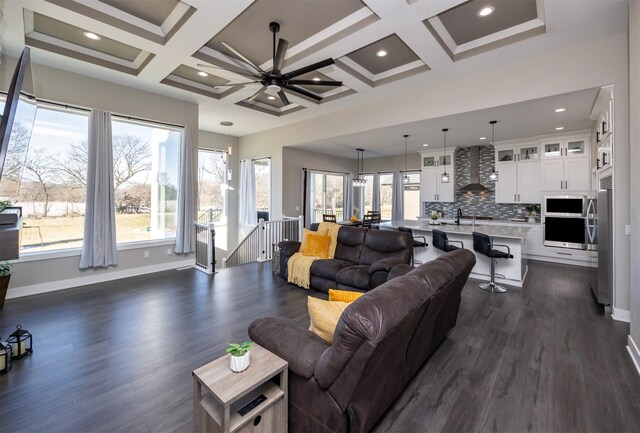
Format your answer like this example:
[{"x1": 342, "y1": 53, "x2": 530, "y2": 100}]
[{"x1": 0, "y1": 0, "x2": 553, "y2": 135}]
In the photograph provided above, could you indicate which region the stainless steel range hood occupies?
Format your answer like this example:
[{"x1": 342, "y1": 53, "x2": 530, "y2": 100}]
[{"x1": 458, "y1": 146, "x2": 491, "y2": 193}]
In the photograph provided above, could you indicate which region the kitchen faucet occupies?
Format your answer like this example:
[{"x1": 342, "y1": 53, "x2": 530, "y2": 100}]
[{"x1": 456, "y1": 208, "x2": 462, "y2": 225}]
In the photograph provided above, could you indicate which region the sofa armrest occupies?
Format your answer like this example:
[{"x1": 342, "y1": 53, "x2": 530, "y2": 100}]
[
  {"x1": 248, "y1": 316, "x2": 329, "y2": 378},
  {"x1": 369, "y1": 257, "x2": 406, "y2": 275},
  {"x1": 387, "y1": 263, "x2": 415, "y2": 280},
  {"x1": 279, "y1": 240, "x2": 301, "y2": 258}
]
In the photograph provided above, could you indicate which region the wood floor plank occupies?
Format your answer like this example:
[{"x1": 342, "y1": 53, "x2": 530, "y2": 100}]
[{"x1": 1, "y1": 260, "x2": 638, "y2": 433}]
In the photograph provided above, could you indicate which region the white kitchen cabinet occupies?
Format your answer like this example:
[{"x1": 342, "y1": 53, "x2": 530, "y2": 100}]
[
  {"x1": 420, "y1": 150, "x2": 455, "y2": 202},
  {"x1": 541, "y1": 157, "x2": 590, "y2": 191},
  {"x1": 494, "y1": 142, "x2": 541, "y2": 204},
  {"x1": 541, "y1": 138, "x2": 587, "y2": 159}
]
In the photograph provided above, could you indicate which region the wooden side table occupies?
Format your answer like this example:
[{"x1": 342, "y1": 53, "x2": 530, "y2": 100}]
[{"x1": 193, "y1": 344, "x2": 288, "y2": 433}]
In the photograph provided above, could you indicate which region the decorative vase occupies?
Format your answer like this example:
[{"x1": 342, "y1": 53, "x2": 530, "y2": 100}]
[
  {"x1": 230, "y1": 351, "x2": 250, "y2": 373},
  {"x1": 0, "y1": 275, "x2": 9, "y2": 310}
]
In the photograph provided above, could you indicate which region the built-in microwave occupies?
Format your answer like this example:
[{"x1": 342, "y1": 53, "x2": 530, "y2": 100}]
[{"x1": 544, "y1": 195, "x2": 595, "y2": 217}]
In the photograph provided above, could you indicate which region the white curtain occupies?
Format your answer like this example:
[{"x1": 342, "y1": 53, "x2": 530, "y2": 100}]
[
  {"x1": 80, "y1": 110, "x2": 118, "y2": 269},
  {"x1": 344, "y1": 173, "x2": 353, "y2": 220},
  {"x1": 392, "y1": 170, "x2": 404, "y2": 222},
  {"x1": 239, "y1": 159, "x2": 257, "y2": 225},
  {"x1": 175, "y1": 127, "x2": 196, "y2": 254},
  {"x1": 372, "y1": 172, "x2": 381, "y2": 212}
]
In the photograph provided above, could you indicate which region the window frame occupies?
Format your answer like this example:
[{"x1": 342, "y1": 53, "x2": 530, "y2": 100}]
[{"x1": 197, "y1": 148, "x2": 228, "y2": 227}]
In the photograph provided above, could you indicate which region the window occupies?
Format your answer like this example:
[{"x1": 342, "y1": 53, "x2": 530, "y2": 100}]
[
  {"x1": 254, "y1": 158, "x2": 271, "y2": 220},
  {"x1": 110, "y1": 118, "x2": 181, "y2": 244},
  {"x1": 0, "y1": 104, "x2": 89, "y2": 252},
  {"x1": 403, "y1": 172, "x2": 421, "y2": 220},
  {"x1": 197, "y1": 149, "x2": 227, "y2": 224},
  {"x1": 361, "y1": 174, "x2": 374, "y2": 215},
  {"x1": 379, "y1": 173, "x2": 393, "y2": 220},
  {"x1": 310, "y1": 171, "x2": 345, "y2": 223}
]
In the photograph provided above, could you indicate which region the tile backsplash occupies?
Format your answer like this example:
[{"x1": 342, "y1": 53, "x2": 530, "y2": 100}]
[{"x1": 424, "y1": 145, "x2": 539, "y2": 219}]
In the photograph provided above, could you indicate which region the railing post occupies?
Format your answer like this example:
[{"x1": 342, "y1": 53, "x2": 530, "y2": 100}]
[
  {"x1": 208, "y1": 223, "x2": 216, "y2": 273},
  {"x1": 257, "y1": 218, "x2": 267, "y2": 262},
  {"x1": 298, "y1": 215, "x2": 304, "y2": 241}
]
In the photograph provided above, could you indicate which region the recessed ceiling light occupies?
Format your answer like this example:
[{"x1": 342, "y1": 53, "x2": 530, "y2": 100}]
[
  {"x1": 555, "y1": 108, "x2": 566, "y2": 112},
  {"x1": 83, "y1": 32, "x2": 101, "y2": 41},
  {"x1": 477, "y1": 6, "x2": 495, "y2": 17},
  {"x1": 422, "y1": 144, "x2": 429, "y2": 147},
  {"x1": 197, "y1": 71, "x2": 208, "y2": 77},
  {"x1": 312, "y1": 77, "x2": 321, "y2": 82},
  {"x1": 555, "y1": 126, "x2": 565, "y2": 130},
  {"x1": 267, "y1": 96, "x2": 276, "y2": 100},
  {"x1": 376, "y1": 49, "x2": 388, "y2": 57},
  {"x1": 480, "y1": 137, "x2": 487, "y2": 140}
]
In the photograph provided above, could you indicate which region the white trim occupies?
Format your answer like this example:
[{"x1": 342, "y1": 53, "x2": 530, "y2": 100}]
[
  {"x1": 6, "y1": 258, "x2": 194, "y2": 299},
  {"x1": 16, "y1": 238, "x2": 177, "y2": 263},
  {"x1": 611, "y1": 306, "x2": 631, "y2": 323},
  {"x1": 627, "y1": 336, "x2": 640, "y2": 376}
]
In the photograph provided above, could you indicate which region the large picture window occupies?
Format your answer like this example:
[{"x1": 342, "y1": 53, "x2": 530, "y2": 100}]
[
  {"x1": 379, "y1": 173, "x2": 393, "y2": 220},
  {"x1": 403, "y1": 171, "x2": 421, "y2": 220},
  {"x1": 197, "y1": 149, "x2": 227, "y2": 224},
  {"x1": 254, "y1": 158, "x2": 271, "y2": 220},
  {"x1": 361, "y1": 174, "x2": 374, "y2": 215},
  {"x1": 310, "y1": 171, "x2": 345, "y2": 223},
  {"x1": 111, "y1": 118, "x2": 181, "y2": 244},
  {"x1": 0, "y1": 104, "x2": 89, "y2": 252}
]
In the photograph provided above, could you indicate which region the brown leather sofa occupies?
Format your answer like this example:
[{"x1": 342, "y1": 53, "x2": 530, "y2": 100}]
[
  {"x1": 249, "y1": 249, "x2": 477, "y2": 433},
  {"x1": 278, "y1": 225, "x2": 413, "y2": 292}
]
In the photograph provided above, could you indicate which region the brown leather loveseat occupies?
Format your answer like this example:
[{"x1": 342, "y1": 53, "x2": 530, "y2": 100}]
[
  {"x1": 249, "y1": 249, "x2": 477, "y2": 433},
  {"x1": 278, "y1": 225, "x2": 413, "y2": 292}
]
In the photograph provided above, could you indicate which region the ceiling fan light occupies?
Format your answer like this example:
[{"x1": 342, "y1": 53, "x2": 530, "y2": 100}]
[{"x1": 267, "y1": 83, "x2": 281, "y2": 92}]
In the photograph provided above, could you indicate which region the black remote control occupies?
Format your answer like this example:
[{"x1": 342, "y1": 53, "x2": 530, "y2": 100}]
[{"x1": 237, "y1": 394, "x2": 267, "y2": 416}]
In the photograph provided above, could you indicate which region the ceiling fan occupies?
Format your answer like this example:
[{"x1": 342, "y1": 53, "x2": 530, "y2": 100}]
[{"x1": 198, "y1": 21, "x2": 343, "y2": 106}]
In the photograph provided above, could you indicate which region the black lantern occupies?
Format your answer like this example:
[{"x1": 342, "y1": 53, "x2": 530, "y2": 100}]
[
  {"x1": 7, "y1": 325, "x2": 32, "y2": 359},
  {"x1": 0, "y1": 339, "x2": 13, "y2": 373}
]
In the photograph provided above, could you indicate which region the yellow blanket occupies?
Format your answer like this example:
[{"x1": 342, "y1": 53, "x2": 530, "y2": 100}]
[{"x1": 287, "y1": 222, "x2": 340, "y2": 289}]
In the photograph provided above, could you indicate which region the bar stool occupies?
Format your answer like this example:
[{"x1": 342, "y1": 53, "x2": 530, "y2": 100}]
[
  {"x1": 398, "y1": 226, "x2": 428, "y2": 265},
  {"x1": 472, "y1": 231, "x2": 513, "y2": 293},
  {"x1": 432, "y1": 229, "x2": 464, "y2": 252}
]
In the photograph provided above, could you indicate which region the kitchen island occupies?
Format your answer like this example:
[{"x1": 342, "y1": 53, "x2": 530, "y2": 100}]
[{"x1": 381, "y1": 219, "x2": 531, "y2": 287}]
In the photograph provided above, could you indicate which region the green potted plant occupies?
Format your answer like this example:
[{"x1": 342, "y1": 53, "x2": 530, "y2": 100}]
[
  {"x1": 525, "y1": 204, "x2": 541, "y2": 223},
  {"x1": 0, "y1": 261, "x2": 13, "y2": 310},
  {"x1": 226, "y1": 341, "x2": 253, "y2": 372}
]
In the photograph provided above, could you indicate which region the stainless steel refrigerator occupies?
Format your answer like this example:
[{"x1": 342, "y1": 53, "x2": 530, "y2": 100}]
[{"x1": 592, "y1": 186, "x2": 612, "y2": 307}]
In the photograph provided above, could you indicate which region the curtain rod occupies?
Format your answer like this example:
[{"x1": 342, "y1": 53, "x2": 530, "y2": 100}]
[
  {"x1": 2, "y1": 92, "x2": 185, "y2": 129},
  {"x1": 302, "y1": 167, "x2": 350, "y2": 175}
]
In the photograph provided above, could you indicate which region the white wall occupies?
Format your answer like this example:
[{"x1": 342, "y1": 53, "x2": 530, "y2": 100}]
[
  {"x1": 198, "y1": 130, "x2": 239, "y2": 263},
  {"x1": 1, "y1": 56, "x2": 199, "y2": 298},
  {"x1": 628, "y1": 0, "x2": 640, "y2": 369},
  {"x1": 239, "y1": 27, "x2": 631, "y2": 314}
]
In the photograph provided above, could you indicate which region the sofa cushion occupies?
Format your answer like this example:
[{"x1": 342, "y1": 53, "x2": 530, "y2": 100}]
[
  {"x1": 310, "y1": 258, "x2": 354, "y2": 280},
  {"x1": 308, "y1": 297, "x2": 350, "y2": 343},
  {"x1": 359, "y1": 229, "x2": 413, "y2": 266},
  {"x1": 335, "y1": 265, "x2": 371, "y2": 291},
  {"x1": 328, "y1": 289, "x2": 363, "y2": 303},
  {"x1": 333, "y1": 226, "x2": 366, "y2": 263},
  {"x1": 303, "y1": 233, "x2": 331, "y2": 258}
]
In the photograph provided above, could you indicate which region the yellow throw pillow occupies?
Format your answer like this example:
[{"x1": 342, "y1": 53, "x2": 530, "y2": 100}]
[
  {"x1": 299, "y1": 228, "x2": 313, "y2": 253},
  {"x1": 308, "y1": 297, "x2": 350, "y2": 343},
  {"x1": 328, "y1": 289, "x2": 364, "y2": 303},
  {"x1": 302, "y1": 233, "x2": 331, "y2": 258}
]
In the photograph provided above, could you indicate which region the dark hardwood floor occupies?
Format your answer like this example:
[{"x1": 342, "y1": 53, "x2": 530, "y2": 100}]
[{"x1": 0, "y1": 260, "x2": 638, "y2": 433}]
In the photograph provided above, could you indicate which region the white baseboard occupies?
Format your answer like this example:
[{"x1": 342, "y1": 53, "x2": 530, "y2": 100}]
[
  {"x1": 628, "y1": 335, "x2": 640, "y2": 376},
  {"x1": 6, "y1": 259, "x2": 195, "y2": 299},
  {"x1": 612, "y1": 306, "x2": 631, "y2": 323}
]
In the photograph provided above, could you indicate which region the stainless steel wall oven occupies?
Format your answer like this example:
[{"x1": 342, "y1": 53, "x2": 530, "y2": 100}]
[{"x1": 543, "y1": 195, "x2": 596, "y2": 250}]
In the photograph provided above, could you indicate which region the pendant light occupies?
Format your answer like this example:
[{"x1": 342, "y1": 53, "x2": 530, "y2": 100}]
[
  {"x1": 489, "y1": 120, "x2": 499, "y2": 181},
  {"x1": 440, "y1": 128, "x2": 450, "y2": 183},
  {"x1": 402, "y1": 134, "x2": 410, "y2": 184},
  {"x1": 353, "y1": 148, "x2": 366, "y2": 187}
]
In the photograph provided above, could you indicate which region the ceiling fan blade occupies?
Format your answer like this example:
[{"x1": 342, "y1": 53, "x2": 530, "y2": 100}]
[
  {"x1": 196, "y1": 63, "x2": 260, "y2": 79},
  {"x1": 284, "y1": 84, "x2": 322, "y2": 101},
  {"x1": 220, "y1": 41, "x2": 266, "y2": 75},
  {"x1": 272, "y1": 38, "x2": 289, "y2": 75},
  {"x1": 282, "y1": 58, "x2": 335, "y2": 80},
  {"x1": 247, "y1": 87, "x2": 266, "y2": 102},
  {"x1": 287, "y1": 79, "x2": 342, "y2": 87},
  {"x1": 278, "y1": 90, "x2": 290, "y2": 106}
]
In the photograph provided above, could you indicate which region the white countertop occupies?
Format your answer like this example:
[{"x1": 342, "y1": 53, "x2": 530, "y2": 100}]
[{"x1": 381, "y1": 219, "x2": 531, "y2": 239}]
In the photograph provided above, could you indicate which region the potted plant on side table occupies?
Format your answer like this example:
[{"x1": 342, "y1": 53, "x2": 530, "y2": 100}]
[
  {"x1": 0, "y1": 261, "x2": 13, "y2": 310},
  {"x1": 226, "y1": 341, "x2": 253, "y2": 373}
]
